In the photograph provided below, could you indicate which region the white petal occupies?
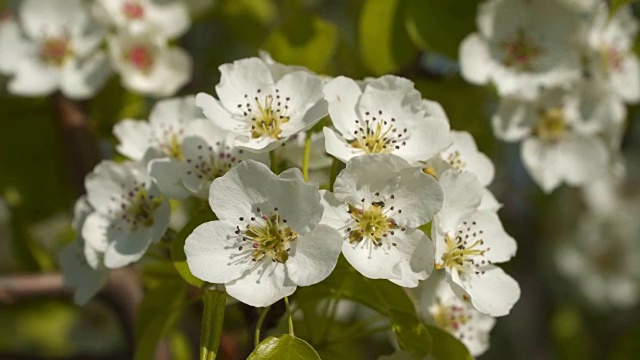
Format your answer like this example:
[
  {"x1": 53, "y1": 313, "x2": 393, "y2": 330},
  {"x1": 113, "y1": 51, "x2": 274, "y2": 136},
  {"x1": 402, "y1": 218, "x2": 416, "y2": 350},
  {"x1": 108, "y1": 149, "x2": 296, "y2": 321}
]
[
  {"x1": 148, "y1": 159, "x2": 191, "y2": 199},
  {"x1": 389, "y1": 230, "x2": 435, "y2": 288},
  {"x1": 113, "y1": 120, "x2": 153, "y2": 161},
  {"x1": 611, "y1": 54, "x2": 640, "y2": 103},
  {"x1": 459, "y1": 34, "x2": 493, "y2": 85},
  {"x1": 436, "y1": 170, "x2": 484, "y2": 233},
  {"x1": 225, "y1": 261, "x2": 296, "y2": 307},
  {"x1": 8, "y1": 58, "x2": 60, "y2": 97},
  {"x1": 319, "y1": 189, "x2": 351, "y2": 231},
  {"x1": 478, "y1": 189, "x2": 502, "y2": 212},
  {"x1": 103, "y1": 226, "x2": 154, "y2": 268},
  {"x1": 60, "y1": 52, "x2": 111, "y2": 100},
  {"x1": 81, "y1": 212, "x2": 110, "y2": 252},
  {"x1": 265, "y1": 169, "x2": 323, "y2": 234},
  {"x1": 558, "y1": 135, "x2": 609, "y2": 187},
  {"x1": 323, "y1": 76, "x2": 363, "y2": 136},
  {"x1": 216, "y1": 57, "x2": 275, "y2": 110},
  {"x1": 465, "y1": 210, "x2": 517, "y2": 263},
  {"x1": 341, "y1": 237, "x2": 402, "y2": 281},
  {"x1": 449, "y1": 266, "x2": 520, "y2": 317},
  {"x1": 145, "y1": 0, "x2": 191, "y2": 39},
  {"x1": 492, "y1": 98, "x2": 535, "y2": 142},
  {"x1": 184, "y1": 220, "x2": 252, "y2": 284},
  {"x1": 195, "y1": 92, "x2": 244, "y2": 133},
  {"x1": 20, "y1": 0, "x2": 87, "y2": 39},
  {"x1": 276, "y1": 71, "x2": 326, "y2": 135},
  {"x1": 286, "y1": 224, "x2": 343, "y2": 286},
  {"x1": 0, "y1": 19, "x2": 31, "y2": 75},
  {"x1": 59, "y1": 241, "x2": 109, "y2": 305},
  {"x1": 521, "y1": 138, "x2": 563, "y2": 193},
  {"x1": 323, "y1": 127, "x2": 359, "y2": 164}
]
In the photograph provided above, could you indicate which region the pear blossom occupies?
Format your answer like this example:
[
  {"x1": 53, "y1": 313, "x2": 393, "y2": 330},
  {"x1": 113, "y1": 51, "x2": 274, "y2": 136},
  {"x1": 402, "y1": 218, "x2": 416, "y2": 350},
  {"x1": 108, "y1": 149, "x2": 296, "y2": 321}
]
[
  {"x1": 459, "y1": 0, "x2": 587, "y2": 99},
  {"x1": 556, "y1": 204, "x2": 640, "y2": 309},
  {"x1": 82, "y1": 161, "x2": 170, "y2": 269},
  {"x1": 433, "y1": 170, "x2": 519, "y2": 317},
  {"x1": 113, "y1": 95, "x2": 203, "y2": 162},
  {"x1": 2, "y1": 0, "x2": 110, "y2": 99},
  {"x1": 423, "y1": 130, "x2": 495, "y2": 187},
  {"x1": 184, "y1": 160, "x2": 342, "y2": 307},
  {"x1": 59, "y1": 197, "x2": 109, "y2": 305},
  {"x1": 323, "y1": 75, "x2": 450, "y2": 165},
  {"x1": 586, "y1": 3, "x2": 640, "y2": 103},
  {"x1": 108, "y1": 30, "x2": 192, "y2": 97},
  {"x1": 95, "y1": 0, "x2": 191, "y2": 40},
  {"x1": 149, "y1": 119, "x2": 268, "y2": 199},
  {"x1": 424, "y1": 278, "x2": 496, "y2": 356},
  {"x1": 493, "y1": 83, "x2": 624, "y2": 192},
  {"x1": 195, "y1": 57, "x2": 328, "y2": 152},
  {"x1": 320, "y1": 154, "x2": 443, "y2": 287}
]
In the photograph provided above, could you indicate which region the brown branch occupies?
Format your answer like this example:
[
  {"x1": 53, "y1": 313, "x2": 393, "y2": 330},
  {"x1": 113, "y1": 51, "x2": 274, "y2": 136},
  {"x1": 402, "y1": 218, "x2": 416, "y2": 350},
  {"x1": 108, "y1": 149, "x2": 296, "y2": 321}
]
[{"x1": 53, "y1": 93, "x2": 102, "y2": 196}]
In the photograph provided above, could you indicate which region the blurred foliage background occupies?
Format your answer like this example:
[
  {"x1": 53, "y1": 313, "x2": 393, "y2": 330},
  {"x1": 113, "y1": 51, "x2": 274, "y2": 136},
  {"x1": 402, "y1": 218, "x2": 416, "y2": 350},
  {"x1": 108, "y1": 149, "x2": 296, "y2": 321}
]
[{"x1": 1, "y1": 0, "x2": 640, "y2": 359}]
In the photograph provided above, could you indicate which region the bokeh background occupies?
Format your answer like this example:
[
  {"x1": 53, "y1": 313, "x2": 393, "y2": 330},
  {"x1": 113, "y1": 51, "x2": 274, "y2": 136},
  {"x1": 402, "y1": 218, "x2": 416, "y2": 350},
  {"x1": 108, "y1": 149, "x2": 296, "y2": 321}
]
[{"x1": 1, "y1": 0, "x2": 640, "y2": 359}]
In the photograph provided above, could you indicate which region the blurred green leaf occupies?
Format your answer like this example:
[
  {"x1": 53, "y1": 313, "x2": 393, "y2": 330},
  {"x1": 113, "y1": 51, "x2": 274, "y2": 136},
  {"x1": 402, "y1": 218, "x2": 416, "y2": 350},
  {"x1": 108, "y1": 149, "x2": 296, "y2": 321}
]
[
  {"x1": 170, "y1": 330, "x2": 194, "y2": 360},
  {"x1": 134, "y1": 280, "x2": 188, "y2": 360},
  {"x1": 612, "y1": 0, "x2": 639, "y2": 16},
  {"x1": 404, "y1": 0, "x2": 478, "y2": 59},
  {"x1": 171, "y1": 208, "x2": 215, "y2": 287},
  {"x1": 263, "y1": 14, "x2": 339, "y2": 73},
  {"x1": 248, "y1": 334, "x2": 321, "y2": 360},
  {"x1": 390, "y1": 309, "x2": 432, "y2": 358},
  {"x1": 358, "y1": 0, "x2": 418, "y2": 75},
  {"x1": 426, "y1": 325, "x2": 473, "y2": 360}
]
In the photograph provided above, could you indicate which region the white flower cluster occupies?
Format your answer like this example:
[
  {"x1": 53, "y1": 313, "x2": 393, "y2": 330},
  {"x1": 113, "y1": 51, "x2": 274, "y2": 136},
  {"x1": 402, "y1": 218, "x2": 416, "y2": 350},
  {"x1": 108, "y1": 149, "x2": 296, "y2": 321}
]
[
  {"x1": 61, "y1": 56, "x2": 520, "y2": 358},
  {"x1": 0, "y1": 0, "x2": 192, "y2": 98},
  {"x1": 460, "y1": 0, "x2": 638, "y2": 192}
]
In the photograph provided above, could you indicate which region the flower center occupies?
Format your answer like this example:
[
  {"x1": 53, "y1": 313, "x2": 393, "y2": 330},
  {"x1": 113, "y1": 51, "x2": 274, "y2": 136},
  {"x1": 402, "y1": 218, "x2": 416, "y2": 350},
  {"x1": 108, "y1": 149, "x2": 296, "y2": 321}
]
[
  {"x1": 599, "y1": 45, "x2": 623, "y2": 72},
  {"x1": 238, "y1": 89, "x2": 291, "y2": 139},
  {"x1": 432, "y1": 302, "x2": 471, "y2": 333},
  {"x1": 437, "y1": 220, "x2": 491, "y2": 275},
  {"x1": 349, "y1": 110, "x2": 407, "y2": 154},
  {"x1": 534, "y1": 107, "x2": 567, "y2": 142},
  {"x1": 109, "y1": 182, "x2": 164, "y2": 231},
  {"x1": 125, "y1": 44, "x2": 155, "y2": 73},
  {"x1": 500, "y1": 29, "x2": 543, "y2": 71},
  {"x1": 235, "y1": 207, "x2": 297, "y2": 264},
  {"x1": 123, "y1": 1, "x2": 145, "y2": 19},
  {"x1": 186, "y1": 144, "x2": 242, "y2": 181},
  {"x1": 345, "y1": 194, "x2": 405, "y2": 246},
  {"x1": 446, "y1": 151, "x2": 466, "y2": 171},
  {"x1": 40, "y1": 37, "x2": 72, "y2": 67}
]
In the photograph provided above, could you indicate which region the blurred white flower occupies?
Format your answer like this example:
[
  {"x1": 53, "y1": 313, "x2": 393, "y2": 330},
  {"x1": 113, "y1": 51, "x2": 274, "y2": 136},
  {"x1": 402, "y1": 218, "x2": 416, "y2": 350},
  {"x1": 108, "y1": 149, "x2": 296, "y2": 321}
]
[
  {"x1": 196, "y1": 57, "x2": 328, "y2": 152},
  {"x1": 95, "y1": 0, "x2": 191, "y2": 39},
  {"x1": 108, "y1": 30, "x2": 192, "y2": 97},
  {"x1": 323, "y1": 75, "x2": 450, "y2": 166},
  {"x1": 149, "y1": 119, "x2": 268, "y2": 199},
  {"x1": 493, "y1": 83, "x2": 624, "y2": 192},
  {"x1": 60, "y1": 197, "x2": 109, "y2": 305},
  {"x1": 2, "y1": 0, "x2": 110, "y2": 99},
  {"x1": 114, "y1": 95, "x2": 203, "y2": 162},
  {"x1": 459, "y1": 0, "x2": 586, "y2": 99},
  {"x1": 424, "y1": 279, "x2": 496, "y2": 356},
  {"x1": 82, "y1": 161, "x2": 170, "y2": 269},
  {"x1": 587, "y1": 3, "x2": 640, "y2": 103},
  {"x1": 320, "y1": 154, "x2": 443, "y2": 287},
  {"x1": 433, "y1": 170, "x2": 519, "y2": 317},
  {"x1": 185, "y1": 160, "x2": 342, "y2": 307}
]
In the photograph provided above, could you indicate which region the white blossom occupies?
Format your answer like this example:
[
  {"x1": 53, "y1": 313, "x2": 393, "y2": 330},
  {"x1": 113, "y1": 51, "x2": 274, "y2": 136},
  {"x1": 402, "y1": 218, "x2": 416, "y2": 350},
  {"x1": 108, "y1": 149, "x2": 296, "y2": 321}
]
[
  {"x1": 82, "y1": 161, "x2": 170, "y2": 269},
  {"x1": 185, "y1": 160, "x2": 342, "y2": 307},
  {"x1": 113, "y1": 95, "x2": 203, "y2": 162},
  {"x1": 195, "y1": 57, "x2": 328, "y2": 152},
  {"x1": 320, "y1": 154, "x2": 443, "y2": 287},
  {"x1": 459, "y1": 0, "x2": 587, "y2": 99},
  {"x1": 59, "y1": 197, "x2": 109, "y2": 305},
  {"x1": 2, "y1": 0, "x2": 110, "y2": 99},
  {"x1": 323, "y1": 75, "x2": 450, "y2": 165},
  {"x1": 108, "y1": 30, "x2": 191, "y2": 97},
  {"x1": 433, "y1": 170, "x2": 519, "y2": 317},
  {"x1": 95, "y1": 0, "x2": 191, "y2": 40}
]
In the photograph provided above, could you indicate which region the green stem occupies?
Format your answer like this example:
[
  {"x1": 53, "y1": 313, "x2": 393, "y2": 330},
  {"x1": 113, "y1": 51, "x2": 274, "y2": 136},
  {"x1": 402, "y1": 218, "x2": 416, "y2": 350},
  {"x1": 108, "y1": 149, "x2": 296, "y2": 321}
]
[
  {"x1": 254, "y1": 305, "x2": 272, "y2": 347},
  {"x1": 329, "y1": 158, "x2": 340, "y2": 191},
  {"x1": 200, "y1": 285, "x2": 227, "y2": 360},
  {"x1": 284, "y1": 296, "x2": 294, "y2": 336},
  {"x1": 269, "y1": 150, "x2": 279, "y2": 174},
  {"x1": 302, "y1": 135, "x2": 312, "y2": 181}
]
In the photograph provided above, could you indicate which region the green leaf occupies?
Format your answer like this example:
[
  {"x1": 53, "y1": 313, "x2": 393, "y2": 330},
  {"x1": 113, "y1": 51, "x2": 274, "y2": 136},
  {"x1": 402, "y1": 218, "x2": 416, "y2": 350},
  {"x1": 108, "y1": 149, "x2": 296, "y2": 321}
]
[
  {"x1": 359, "y1": 0, "x2": 418, "y2": 75},
  {"x1": 134, "y1": 280, "x2": 188, "y2": 360},
  {"x1": 404, "y1": 0, "x2": 478, "y2": 59},
  {"x1": 248, "y1": 334, "x2": 321, "y2": 360},
  {"x1": 263, "y1": 14, "x2": 339, "y2": 73},
  {"x1": 390, "y1": 310, "x2": 432, "y2": 358},
  {"x1": 426, "y1": 325, "x2": 473, "y2": 360},
  {"x1": 171, "y1": 209, "x2": 216, "y2": 287},
  {"x1": 200, "y1": 287, "x2": 227, "y2": 360},
  {"x1": 612, "y1": 0, "x2": 639, "y2": 16}
]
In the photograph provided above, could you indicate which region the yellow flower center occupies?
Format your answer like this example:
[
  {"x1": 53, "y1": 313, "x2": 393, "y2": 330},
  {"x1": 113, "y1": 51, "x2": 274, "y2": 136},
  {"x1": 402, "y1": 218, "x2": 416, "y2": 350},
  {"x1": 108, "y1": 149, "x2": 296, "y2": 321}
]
[
  {"x1": 432, "y1": 301, "x2": 471, "y2": 333},
  {"x1": 345, "y1": 194, "x2": 405, "y2": 247},
  {"x1": 111, "y1": 183, "x2": 164, "y2": 231},
  {"x1": 349, "y1": 110, "x2": 407, "y2": 154},
  {"x1": 186, "y1": 145, "x2": 242, "y2": 181},
  {"x1": 238, "y1": 89, "x2": 290, "y2": 139},
  {"x1": 235, "y1": 207, "x2": 297, "y2": 264},
  {"x1": 534, "y1": 107, "x2": 567, "y2": 142},
  {"x1": 500, "y1": 29, "x2": 543, "y2": 71},
  {"x1": 446, "y1": 151, "x2": 466, "y2": 171},
  {"x1": 436, "y1": 220, "x2": 491, "y2": 275},
  {"x1": 40, "y1": 37, "x2": 72, "y2": 67}
]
